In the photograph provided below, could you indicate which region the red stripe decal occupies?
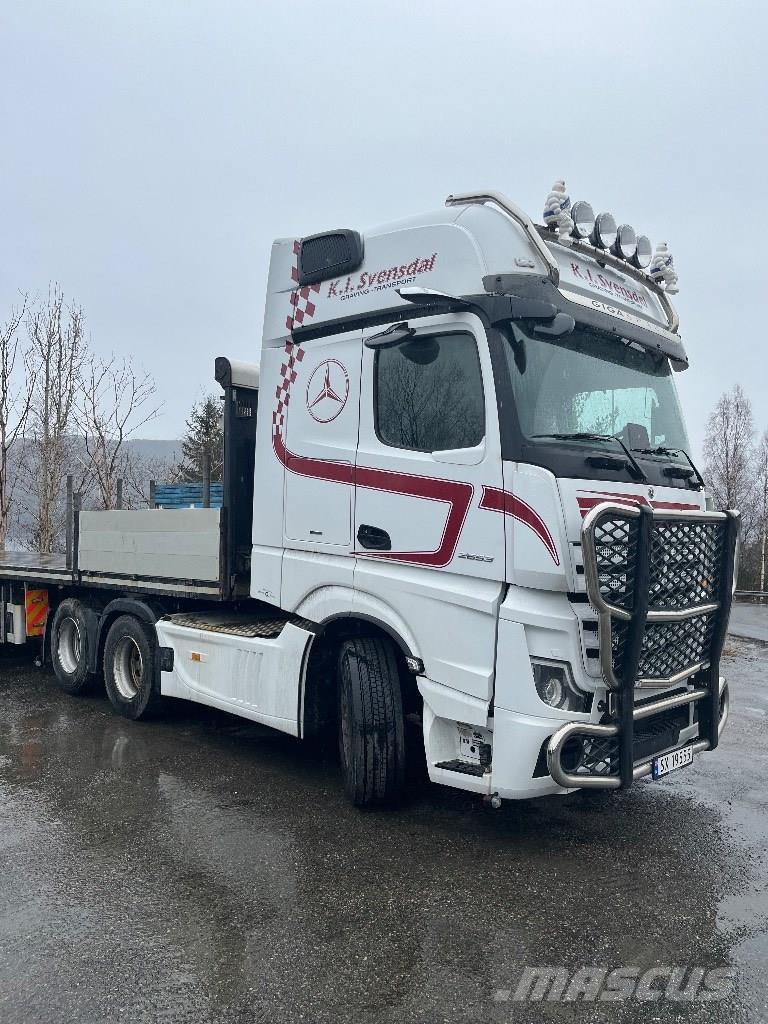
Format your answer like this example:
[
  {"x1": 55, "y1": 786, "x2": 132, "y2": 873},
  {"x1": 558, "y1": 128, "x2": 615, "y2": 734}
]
[
  {"x1": 273, "y1": 430, "x2": 472, "y2": 567},
  {"x1": 575, "y1": 490, "x2": 700, "y2": 518},
  {"x1": 273, "y1": 429, "x2": 353, "y2": 486},
  {"x1": 480, "y1": 486, "x2": 560, "y2": 565}
]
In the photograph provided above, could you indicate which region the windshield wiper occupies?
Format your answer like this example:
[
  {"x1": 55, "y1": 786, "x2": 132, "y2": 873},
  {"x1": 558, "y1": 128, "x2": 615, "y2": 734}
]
[
  {"x1": 632, "y1": 446, "x2": 705, "y2": 488},
  {"x1": 531, "y1": 433, "x2": 647, "y2": 482},
  {"x1": 632, "y1": 445, "x2": 678, "y2": 456}
]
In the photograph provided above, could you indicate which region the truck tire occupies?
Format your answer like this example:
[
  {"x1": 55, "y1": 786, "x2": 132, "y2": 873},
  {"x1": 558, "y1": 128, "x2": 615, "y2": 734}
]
[
  {"x1": 103, "y1": 615, "x2": 163, "y2": 720},
  {"x1": 338, "y1": 636, "x2": 406, "y2": 807},
  {"x1": 50, "y1": 599, "x2": 93, "y2": 695}
]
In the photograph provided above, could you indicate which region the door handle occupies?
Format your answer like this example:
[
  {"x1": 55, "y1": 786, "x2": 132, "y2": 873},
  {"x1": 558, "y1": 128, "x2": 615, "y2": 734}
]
[{"x1": 357, "y1": 523, "x2": 391, "y2": 551}]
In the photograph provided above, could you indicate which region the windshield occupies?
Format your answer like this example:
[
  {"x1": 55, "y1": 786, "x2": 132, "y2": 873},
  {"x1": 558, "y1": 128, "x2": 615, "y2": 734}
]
[{"x1": 501, "y1": 323, "x2": 691, "y2": 454}]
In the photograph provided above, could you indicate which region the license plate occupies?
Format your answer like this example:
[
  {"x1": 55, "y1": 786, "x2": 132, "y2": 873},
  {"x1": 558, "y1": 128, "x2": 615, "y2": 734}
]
[{"x1": 652, "y1": 744, "x2": 695, "y2": 779}]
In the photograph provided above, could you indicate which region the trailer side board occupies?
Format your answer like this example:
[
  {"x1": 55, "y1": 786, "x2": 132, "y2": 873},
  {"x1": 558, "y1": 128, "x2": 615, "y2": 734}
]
[{"x1": 77, "y1": 508, "x2": 224, "y2": 597}]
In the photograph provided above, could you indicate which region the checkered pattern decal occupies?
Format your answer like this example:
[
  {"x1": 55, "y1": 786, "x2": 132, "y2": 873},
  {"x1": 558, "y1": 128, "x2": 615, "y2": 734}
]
[
  {"x1": 286, "y1": 239, "x2": 321, "y2": 331},
  {"x1": 274, "y1": 239, "x2": 319, "y2": 436},
  {"x1": 272, "y1": 340, "x2": 305, "y2": 437}
]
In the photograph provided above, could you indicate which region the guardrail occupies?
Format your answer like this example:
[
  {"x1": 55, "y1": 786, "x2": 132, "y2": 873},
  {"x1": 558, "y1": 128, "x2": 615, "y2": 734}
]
[{"x1": 734, "y1": 591, "x2": 768, "y2": 603}]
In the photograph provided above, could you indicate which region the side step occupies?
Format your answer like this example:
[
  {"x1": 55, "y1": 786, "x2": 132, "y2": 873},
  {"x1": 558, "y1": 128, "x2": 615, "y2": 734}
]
[
  {"x1": 167, "y1": 610, "x2": 315, "y2": 640},
  {"x1": 434, "y1": 759, "x2": 489, "y2": 778}
]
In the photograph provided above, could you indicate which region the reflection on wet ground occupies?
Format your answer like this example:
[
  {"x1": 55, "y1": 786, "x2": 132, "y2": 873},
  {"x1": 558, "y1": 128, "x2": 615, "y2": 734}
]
[{"x1": 0, "y1": 638, "x2": 766, "y2": 1023}]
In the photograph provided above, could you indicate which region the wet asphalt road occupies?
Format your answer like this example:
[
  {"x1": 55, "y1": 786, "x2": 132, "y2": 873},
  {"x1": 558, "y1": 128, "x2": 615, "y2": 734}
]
[
  {"x1": 0, "y1": 640, "x2": 767, "y2": 1024},
  {"x1": 730, "y1": 603, "x2": 768, "y2": 644}
]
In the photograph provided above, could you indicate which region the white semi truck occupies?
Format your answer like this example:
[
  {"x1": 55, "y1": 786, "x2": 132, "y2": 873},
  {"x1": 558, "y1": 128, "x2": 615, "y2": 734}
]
[{"x1": 0, "y1": 184, "x2": 740, "y2": 806}]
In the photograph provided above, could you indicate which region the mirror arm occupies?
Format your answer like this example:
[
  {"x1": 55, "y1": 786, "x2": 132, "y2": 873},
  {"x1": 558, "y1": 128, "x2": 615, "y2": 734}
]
[{"x1": 365, "y1": 323, "x2": 415, "y2": 349}]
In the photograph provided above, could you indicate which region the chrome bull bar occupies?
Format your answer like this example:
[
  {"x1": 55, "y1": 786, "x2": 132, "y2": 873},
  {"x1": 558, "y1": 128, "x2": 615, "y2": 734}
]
[
  {"x1": 547, "y1": 677, "x2": 730, "y2": 790},
  {"x1": 572, "y1": 501, "x2": 739, "y2": 789}
]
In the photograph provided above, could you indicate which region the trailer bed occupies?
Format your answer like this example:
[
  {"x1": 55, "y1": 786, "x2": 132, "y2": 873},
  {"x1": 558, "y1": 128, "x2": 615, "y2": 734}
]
[
  {"x1": 0, "y1": 508, "x2": 228, "y2": 599},
  {"x1": 0, "y1": 551, "x2": 74, "y2": 586}
]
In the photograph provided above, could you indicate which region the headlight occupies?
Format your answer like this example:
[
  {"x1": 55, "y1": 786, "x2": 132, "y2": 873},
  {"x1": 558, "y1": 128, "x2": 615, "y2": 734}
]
[{"x1": 531, "y1": 659, "x2": 590, "y2": 713}]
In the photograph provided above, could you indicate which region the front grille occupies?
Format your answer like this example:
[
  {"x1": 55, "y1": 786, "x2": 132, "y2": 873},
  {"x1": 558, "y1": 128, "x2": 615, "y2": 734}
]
[
  {"x1": 592, "y1": 514, "x2": 640, "y2": 612},
  {"x1": 638, "y1": 614, "x2": 716, "y2": 680},
  {"x1": 612, "y1": 612, "x2": 717, "y2": 683},
  {"x1": 583, "y1": 504, "x2": 736, "y2": 687},
  {"x1": 581, "y1": 732, "x2": 620, "y2": 776},
  {"x1": 649, "y1": 519, "x2": 725, "y2": 610}
]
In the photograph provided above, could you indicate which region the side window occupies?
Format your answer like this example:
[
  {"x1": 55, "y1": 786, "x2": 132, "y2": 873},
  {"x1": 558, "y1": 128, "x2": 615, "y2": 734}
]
[{"x1": 375, "y1": 331, "x2": 485, "y2": 452}]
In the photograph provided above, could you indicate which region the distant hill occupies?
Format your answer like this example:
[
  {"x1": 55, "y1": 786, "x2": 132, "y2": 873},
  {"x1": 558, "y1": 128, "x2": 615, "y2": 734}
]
[{"x1": 127, "y1": 438, "x2": 182, "y2": 465}]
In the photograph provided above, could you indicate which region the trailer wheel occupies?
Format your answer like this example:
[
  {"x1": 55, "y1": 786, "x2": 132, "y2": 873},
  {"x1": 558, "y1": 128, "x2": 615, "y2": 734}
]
[
  {"x1": 338, "y1": 636, "x2": 406, "y2": 807},
  {"x1": 103, "y1": 615, "x2": 162, "y2": 720},
  {"x1": 51, "y1": 599, "x2": 93, "y2": 695}
]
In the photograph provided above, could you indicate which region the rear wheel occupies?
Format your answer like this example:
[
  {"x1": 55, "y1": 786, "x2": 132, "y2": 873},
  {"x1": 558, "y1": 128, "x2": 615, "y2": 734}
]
[
  {"x1": 51, "y1": 599, "x2": 93, "y2": 695},
  {"x1": 103, "y1": 615, "x2": 162, "y2": 720},
  {"x1": 338, "y1": 636, "x2": 406, "y2": 807}
]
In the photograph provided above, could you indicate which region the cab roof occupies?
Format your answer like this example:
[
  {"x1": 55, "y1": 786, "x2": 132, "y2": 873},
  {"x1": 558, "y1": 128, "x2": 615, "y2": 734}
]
[{"x1": 262, "y1": 191, "x2": 684, "y2": 365}]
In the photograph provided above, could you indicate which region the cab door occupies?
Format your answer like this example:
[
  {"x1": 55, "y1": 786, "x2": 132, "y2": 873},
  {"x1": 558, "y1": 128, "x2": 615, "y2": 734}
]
[
  {"x1": 279, "y1": 329, "x2": 362, "y2": 609},
  {"x1": 354, "y1": 312, "x2": 505, "y2": 582}
]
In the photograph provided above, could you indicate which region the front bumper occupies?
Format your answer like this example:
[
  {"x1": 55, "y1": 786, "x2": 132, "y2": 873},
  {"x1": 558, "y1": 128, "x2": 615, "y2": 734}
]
[{"x1": 547, "y1": 676, "x2": 730, "y2": 789}]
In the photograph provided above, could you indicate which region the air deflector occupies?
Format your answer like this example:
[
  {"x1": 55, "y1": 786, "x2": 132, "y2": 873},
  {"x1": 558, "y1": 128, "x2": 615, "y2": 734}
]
[{"x1": 298, "y1": 230, "x2": 364, "y2": 286}]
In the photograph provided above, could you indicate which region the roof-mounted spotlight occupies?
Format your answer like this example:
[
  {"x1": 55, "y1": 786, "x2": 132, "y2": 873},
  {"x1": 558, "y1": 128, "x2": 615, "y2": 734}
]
[
  {"x1": 590, "y1": 212, "x2": 617, "y2": 250},
  {"x1": 631, "y1": 235, "x2": 652, "y2": 269},
  {"x1": 612, "y1": 224, "x2": 636, "y2": 260},
  {"x1": 570, "y1": 201, "x2": 595, "y2": 240}
]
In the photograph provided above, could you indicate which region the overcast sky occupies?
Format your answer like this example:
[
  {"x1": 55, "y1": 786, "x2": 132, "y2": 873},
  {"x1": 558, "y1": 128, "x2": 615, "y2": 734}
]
[{"x1": 1, "y1": 0, "x2": 764, "y2": 457}]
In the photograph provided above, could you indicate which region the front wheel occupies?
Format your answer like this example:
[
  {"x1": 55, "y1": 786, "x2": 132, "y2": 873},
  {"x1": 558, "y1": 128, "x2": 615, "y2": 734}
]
[
  {"x1": 103, "y1": 615, "x2": 163, "y2": 720},
  {"x1": 338, "y1": 636, "x2": 406, "y2": 807}
]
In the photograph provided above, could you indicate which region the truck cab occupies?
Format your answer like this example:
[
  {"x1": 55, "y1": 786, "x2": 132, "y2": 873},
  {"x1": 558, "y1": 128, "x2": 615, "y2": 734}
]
[{"x1": 242, "y1": 185, "x2": 738, "y2": 803}]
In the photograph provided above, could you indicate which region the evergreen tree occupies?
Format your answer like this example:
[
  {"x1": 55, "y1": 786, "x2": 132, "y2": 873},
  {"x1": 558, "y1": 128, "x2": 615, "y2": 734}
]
[{"x1": 177, "y1": 394, "x2": 223, "y2": 482}]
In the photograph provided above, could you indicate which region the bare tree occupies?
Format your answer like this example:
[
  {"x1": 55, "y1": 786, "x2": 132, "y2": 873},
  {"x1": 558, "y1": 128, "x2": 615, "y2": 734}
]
[
  {"x1": 75, "y1": 355, "x2": 162, "y2": 509},
  {"x1": 23, "y1": 285, "x2": 86, "y2": 553},
  {"x1": 0, "y1": 295, "x2": 33, "y2": 550},
  {"x1": 702, "y1": 384, "x2": 757, "y2": 535}
]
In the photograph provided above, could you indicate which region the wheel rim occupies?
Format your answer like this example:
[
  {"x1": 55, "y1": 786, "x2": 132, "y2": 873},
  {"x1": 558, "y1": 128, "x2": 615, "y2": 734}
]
[
  {"x1": 57, "y1": 617, "x2": 81, "y2": 675},
  {"x1": 113, "y1": 635, "x2": 144, "y2": 701}
]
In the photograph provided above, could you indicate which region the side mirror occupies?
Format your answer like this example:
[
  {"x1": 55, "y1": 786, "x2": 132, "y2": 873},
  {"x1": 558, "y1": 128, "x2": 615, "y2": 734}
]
[
  {"x1": 532, "y1": 312, "x2": 575, "y2": 338},
  {"x1": 400, "y1": 337, "x2": 439, "y2": 365}
]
